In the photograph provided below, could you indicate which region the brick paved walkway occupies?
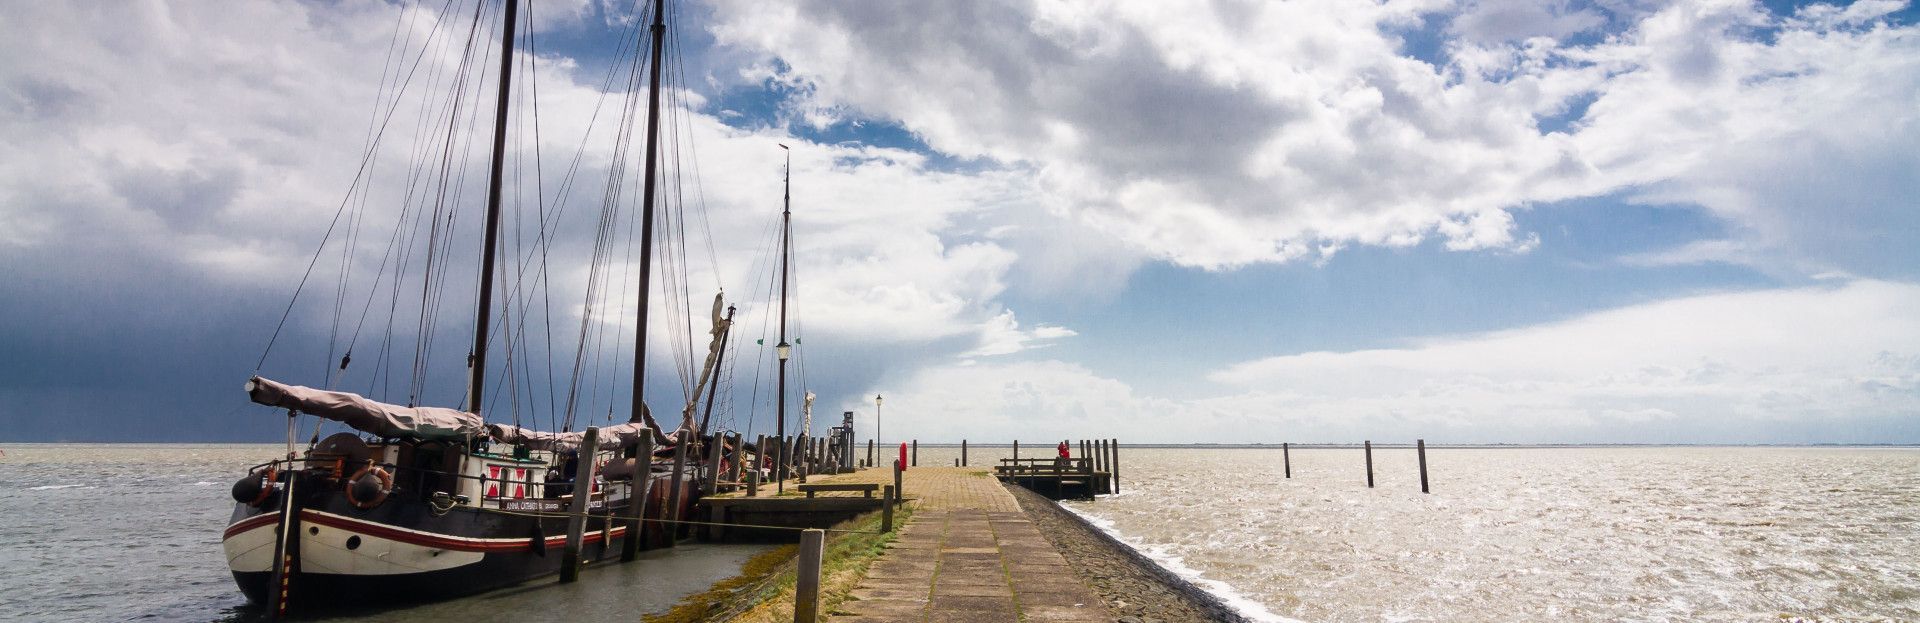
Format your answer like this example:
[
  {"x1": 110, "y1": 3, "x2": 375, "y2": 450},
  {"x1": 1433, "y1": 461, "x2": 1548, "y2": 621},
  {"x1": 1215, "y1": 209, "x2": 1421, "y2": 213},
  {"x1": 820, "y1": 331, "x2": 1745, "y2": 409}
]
[{"x1": 821, "y1": 468, "x2": 1110, "y2": 622}]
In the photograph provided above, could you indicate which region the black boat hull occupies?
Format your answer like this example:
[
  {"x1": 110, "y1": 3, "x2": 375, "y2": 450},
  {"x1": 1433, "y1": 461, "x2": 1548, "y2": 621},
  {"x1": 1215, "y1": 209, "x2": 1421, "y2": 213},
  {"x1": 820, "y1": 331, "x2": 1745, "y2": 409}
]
[{"x1": 223, "y1": 473, "x2": 691, "y2": 609}]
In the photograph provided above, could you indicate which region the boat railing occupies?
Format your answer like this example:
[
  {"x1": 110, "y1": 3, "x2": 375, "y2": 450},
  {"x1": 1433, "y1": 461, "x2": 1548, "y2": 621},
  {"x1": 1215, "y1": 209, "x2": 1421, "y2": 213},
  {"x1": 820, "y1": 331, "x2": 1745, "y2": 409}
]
[{"x1": 246, "y1": 451, "x2": 643, "y2": 511}]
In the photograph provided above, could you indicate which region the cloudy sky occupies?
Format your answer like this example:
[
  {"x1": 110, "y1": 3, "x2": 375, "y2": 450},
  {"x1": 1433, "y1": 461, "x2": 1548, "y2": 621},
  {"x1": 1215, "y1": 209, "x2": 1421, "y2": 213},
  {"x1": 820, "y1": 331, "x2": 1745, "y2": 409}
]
[{"x1": 2, "y1": 0, "x2": 1916, "y2": 444}]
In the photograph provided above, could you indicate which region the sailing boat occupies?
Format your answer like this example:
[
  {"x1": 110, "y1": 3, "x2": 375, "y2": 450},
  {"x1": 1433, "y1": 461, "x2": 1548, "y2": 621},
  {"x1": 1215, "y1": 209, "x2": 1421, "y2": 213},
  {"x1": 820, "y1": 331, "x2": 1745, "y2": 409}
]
[{"x1": 219, "y1": 0, "x2": 734, "y2": 614}]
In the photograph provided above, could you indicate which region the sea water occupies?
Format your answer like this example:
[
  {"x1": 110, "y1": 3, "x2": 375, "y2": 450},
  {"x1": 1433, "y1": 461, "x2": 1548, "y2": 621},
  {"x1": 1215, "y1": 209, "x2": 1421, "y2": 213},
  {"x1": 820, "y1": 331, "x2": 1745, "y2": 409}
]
[
  {"x1": 0, "y1": 444, "x2": 768, "y2": 622},
  {"x1": 1047, "y1": 447, "x2": 1920, "y2": 622}
]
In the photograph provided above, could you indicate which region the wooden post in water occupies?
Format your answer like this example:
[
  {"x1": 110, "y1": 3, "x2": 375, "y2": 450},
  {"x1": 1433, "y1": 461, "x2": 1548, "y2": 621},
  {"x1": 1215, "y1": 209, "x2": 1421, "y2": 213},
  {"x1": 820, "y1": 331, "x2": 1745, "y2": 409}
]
[
  {"x1": 1013, "y1": 439, "x2": 1019, "y2": 462},
  {"x1": 1096, "y1": 438, "x2": 1107, "y2": 473},
  {"x1": 665, "y1": 436, "x2": 690, "y2": 546},
  {"x1": 621, "y1": 435, "x2": 655, "y2": 561},
  {"x1": 1364, "y1": 440, "x2": 1374, "y2": 488},
  {"x1": 794, "y1": 528, "x2": 824, "y2": 623},
  {"x1": 881, "y1": 484, "x2": 895, "y2": 532},
  {"x1": 1283, "y1": 442, "x2": 1291, "y2": 478},
  {"x1": 961, "y1": 439, "x2": 968, "y2": 466},
  {"x1": 1110, "y1": 438, "x2": 1120, "y2": 494},
  {"x1": 1417, "y1": 439, "x2": 1430, "y2": 494},
  {"x1": 866, "y1": 439, "x2": 874, "y2": 468},
  {"x1": 912, "y1": 439, "x2": 918, "y2": 467},
  {"x1": 562, "y1": 426, "x2": 601, "y2": 582}
]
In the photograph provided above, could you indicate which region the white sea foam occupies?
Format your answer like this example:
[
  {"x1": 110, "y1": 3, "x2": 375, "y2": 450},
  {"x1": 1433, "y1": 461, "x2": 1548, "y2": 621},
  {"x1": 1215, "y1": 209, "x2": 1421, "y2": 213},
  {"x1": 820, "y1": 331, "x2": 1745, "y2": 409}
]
[
  {"x1": 1060, "y1": 502, "x2": 1304, "y2": 623},
  {"x1": 191, "y1": 481, "x2": 217, "y2": 486},
  {"x1": 28, "y1": 484, "x2": 91, "y2": 491}
]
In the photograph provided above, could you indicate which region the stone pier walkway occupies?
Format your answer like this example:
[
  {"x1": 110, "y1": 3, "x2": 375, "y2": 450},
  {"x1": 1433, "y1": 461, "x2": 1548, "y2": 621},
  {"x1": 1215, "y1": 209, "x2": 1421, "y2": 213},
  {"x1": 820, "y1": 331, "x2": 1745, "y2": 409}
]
[{"x1": 818, "y1": 467, "x2": 1111, "y2": 622}]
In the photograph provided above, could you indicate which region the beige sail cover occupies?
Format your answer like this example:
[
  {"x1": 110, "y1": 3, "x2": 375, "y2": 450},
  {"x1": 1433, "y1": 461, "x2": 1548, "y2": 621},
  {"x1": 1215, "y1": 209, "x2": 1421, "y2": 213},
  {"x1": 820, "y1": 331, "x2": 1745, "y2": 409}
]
[
  {"x1": 487, "y1": 422, "x2": 654, "y2": 453},
  {"x1": 245, "y1": 376, "x2": 485, "y2": 441}
]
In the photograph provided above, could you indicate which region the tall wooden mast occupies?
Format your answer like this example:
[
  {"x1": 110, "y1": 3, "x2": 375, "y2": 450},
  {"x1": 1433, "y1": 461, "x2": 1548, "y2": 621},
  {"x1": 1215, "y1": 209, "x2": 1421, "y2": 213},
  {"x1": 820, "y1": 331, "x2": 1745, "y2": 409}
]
[
  {"x1": 776, "y1": 144, "x2": 792, "y2": 492},
  {"x1": 468, "y1": 0, "x2": 520, "y2": 415},
  {"x1": 629, "y1": 0, "x2": 668, "y2": 425}
]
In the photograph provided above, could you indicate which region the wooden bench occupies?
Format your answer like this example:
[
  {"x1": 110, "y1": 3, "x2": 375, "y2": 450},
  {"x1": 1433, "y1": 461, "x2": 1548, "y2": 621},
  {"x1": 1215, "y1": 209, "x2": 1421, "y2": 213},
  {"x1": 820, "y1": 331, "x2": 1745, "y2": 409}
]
[{"x1": 797, "y1": 483, "x2": 880, "y2": 498}]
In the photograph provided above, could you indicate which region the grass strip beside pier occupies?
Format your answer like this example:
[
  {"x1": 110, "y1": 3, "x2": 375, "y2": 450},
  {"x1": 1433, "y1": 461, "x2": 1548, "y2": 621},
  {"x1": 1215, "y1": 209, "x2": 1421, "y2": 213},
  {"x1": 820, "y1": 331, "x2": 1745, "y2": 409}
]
[{"x1": 646, "y1": 505, "x2": 913, "y2": 622}]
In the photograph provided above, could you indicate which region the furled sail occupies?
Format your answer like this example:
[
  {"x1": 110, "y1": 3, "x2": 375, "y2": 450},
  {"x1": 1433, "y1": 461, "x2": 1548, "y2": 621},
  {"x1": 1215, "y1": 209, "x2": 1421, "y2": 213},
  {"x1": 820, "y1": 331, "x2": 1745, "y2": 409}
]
[
  {"x1": 245, "y1": 376, "x2": 485, "y2": 441},
  {"x1": 672, "y1": 292, "x2": 733, "y2": 443},
  {"x1": 486, "y1": 422, "x2": 654, "y2": 453}
]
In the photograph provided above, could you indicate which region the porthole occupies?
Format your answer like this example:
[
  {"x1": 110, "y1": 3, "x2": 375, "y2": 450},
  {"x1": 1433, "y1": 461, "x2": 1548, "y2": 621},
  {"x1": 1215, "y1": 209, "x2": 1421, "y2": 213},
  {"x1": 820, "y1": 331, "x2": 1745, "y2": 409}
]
[
  {"x1": 308, "y1": 526, "x2": 319, "y2": 536},
  {"x1": 346, "y1": 535, "x2": 362, "y2": 550}
]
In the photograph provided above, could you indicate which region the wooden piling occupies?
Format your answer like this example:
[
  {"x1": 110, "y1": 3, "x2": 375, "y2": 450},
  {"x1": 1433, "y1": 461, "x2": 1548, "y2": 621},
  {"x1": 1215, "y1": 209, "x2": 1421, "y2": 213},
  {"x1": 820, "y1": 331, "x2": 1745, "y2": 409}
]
[
  {"x1": 620, "y1": 435, "x2": 655, "y2": 561},
  {"x1": 797, "y1": 436, "x2": 809, "y2": 484},
  {"x1": 1013, "y1": 439, "x2": 1019, "y2": 462},
  {"x1": 703, "y1": 434, "x2": 723, "y2": 494},
  {"x1": 1110, "y1": 438, "x2": 1120, "y2": 494},
  {"x1": 1417, "y1": 439, "x2": 1430, "y2": 494},
  {"x1": 749, "y1": 434, "x2": 764, "y2": 497},
  {"x1": 1283, "y1": 442, "x2": 1291, "y2": 479},
  {"x1": 1364, "y1": 440, "x2": 1374, "y2": 488},
  {"x1": 561, "y1": 426, "x2": 601, "y2": 582},
  {"x1": 866, "y1": 439, "x2": 874, "y2": 468},
  {"x1": 912, "y1": 439, "x2": 918, "y2": 467},
  {"x1": 726, "y1": 433, "x2": 743, "y2": 485},
  {"x1": 881, "y1": 484, "x2": 895, "y2": 532},
  {"x1": 961, "y1": 439, "x2": 968, "y2": 466},
  {"x1": 893, "y1": 458, "x2": 905, "y2": 501},
  {"x1": 794, "y1": 528, "x2": 824, "y2": 623},
  {"x1": 665, "y1": 435, "x2": 690, "y2": 547}
]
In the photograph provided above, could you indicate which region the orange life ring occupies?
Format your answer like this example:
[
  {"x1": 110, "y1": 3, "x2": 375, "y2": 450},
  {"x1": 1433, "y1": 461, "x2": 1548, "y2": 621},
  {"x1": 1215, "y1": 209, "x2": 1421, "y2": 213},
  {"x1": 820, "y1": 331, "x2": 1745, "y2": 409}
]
[
  {"x1": 249, "y1": 467, "x2": 277, "y2": 507},
  {"x1": 345, "y1": 465, "x2": 393, "y2": 509}
]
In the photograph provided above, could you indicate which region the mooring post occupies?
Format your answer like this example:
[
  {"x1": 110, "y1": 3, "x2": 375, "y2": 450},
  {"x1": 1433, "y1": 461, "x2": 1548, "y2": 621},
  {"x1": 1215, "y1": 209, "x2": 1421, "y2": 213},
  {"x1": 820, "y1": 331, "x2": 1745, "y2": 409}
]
[
  {"x1": 703, "y1": 433, "x2": 724, "y2": 494},
  {"x1": 621, "y1": 435, "x2": 655, "y2": 561},
  {"x1": 665, "y1": 435, "x2": 690, "y2": 546},
  {"x1": 1085, "y1": 452, "x2": 1096, "y2": 499},
  {"x1": 954, "y1": 458, "x2": 959, "y2": 466},
  {"x1": 866, "y1": 439, "x2": 874, "y2": 468},
  {"x1": 797, "y1": 436, "x2": 809, "y2": 484},
  {"x1": 1013, "y1": 439, "x2": 1019, "y2": 462},
  {"x1": 749, "y1": 434, "x2": 764, "y2": 496},
  {"x1": 792, "y1": 527, "x2": 824, "y2": 623},
  {"x1": 562, "y1": 426, "x2": 601, "y2": 582},
  {"x1": 894, "y1": 455, "x2": 905, "y2": 501},
  {"x1": 881, "y1": 484, "x2": 895, "y2": 533},
  {"x1": 727, "y1": 433, "x2": 744, "y2": 486},
  {"x1": 1283, "y1": 442, "x2": 1291, "y2": 479},
  {"x1": 1110, "y1": 438, "x2": 1120, "y2": 494},
  {"x1": 961, "y1": 439, "x2": 968, "y2": 466},
  {"x1": 1364, "y1": 440, "x2": 1374, "y2": 488},
  {"x1": 1417, "y1": 438, "x2": 1430, "y2": 494},
  {"x1": 912, "y1": 439, "x2": 918, "y2": 467}
]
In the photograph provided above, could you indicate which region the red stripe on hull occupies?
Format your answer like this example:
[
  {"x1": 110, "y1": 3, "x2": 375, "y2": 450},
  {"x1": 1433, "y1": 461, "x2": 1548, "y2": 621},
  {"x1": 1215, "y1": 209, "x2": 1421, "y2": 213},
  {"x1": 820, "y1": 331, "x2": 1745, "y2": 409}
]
[
  {"x1": 223, "y1": 512, "x2": 280, "y2": 540},
  {"x1": 296, "y1": 510, "x2": 628, "y2": 553}
]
